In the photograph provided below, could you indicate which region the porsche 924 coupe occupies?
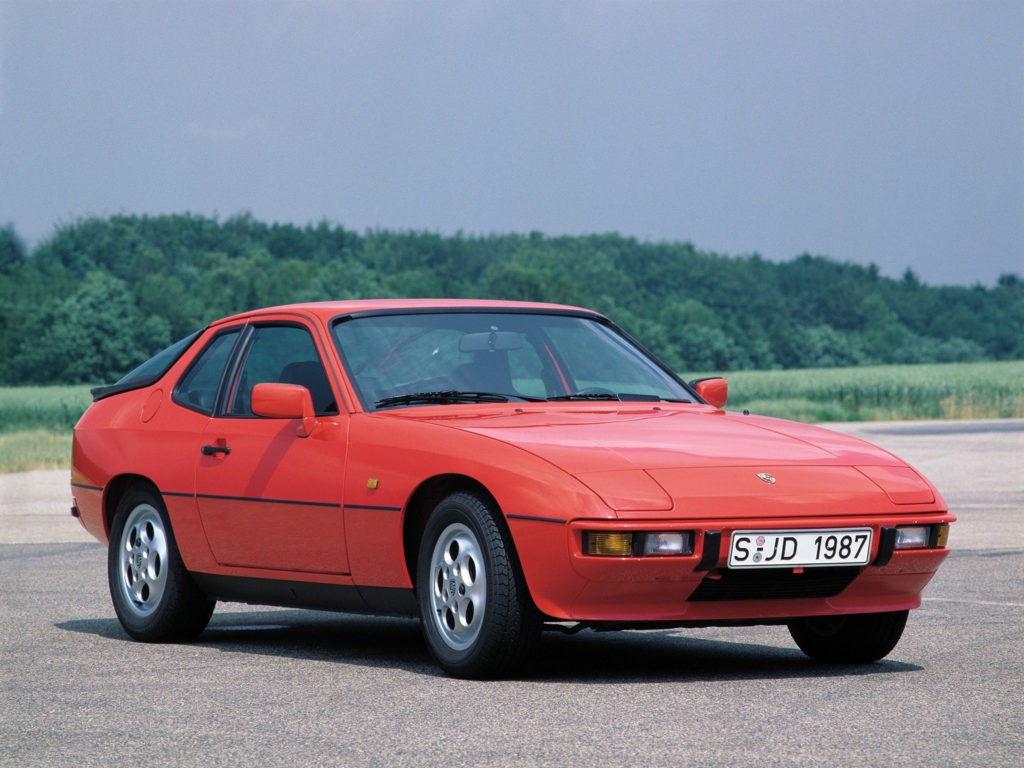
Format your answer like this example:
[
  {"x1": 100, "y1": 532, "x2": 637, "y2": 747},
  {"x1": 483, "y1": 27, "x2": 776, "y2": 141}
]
[{"x1": 71, "y1": 300, "x2": 954, "y2": 677}]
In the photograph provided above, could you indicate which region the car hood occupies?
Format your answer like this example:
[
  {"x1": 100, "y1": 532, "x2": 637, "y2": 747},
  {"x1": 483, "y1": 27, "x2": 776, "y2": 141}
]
[{"x1": 398, "y1": 405, "x2": 938, "y2": 516}]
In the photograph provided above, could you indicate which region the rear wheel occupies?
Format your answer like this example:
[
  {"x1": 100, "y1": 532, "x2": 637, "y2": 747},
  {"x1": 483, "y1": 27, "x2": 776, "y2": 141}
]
[
  {"x1": 417, "y1": 492, "x2": 538, "y2": 678},
  {"x1": 787, "y1": 610, "x2": 909, "y2": 663},
  {"x1": 108, "y1": 486, "x2": 214, "y2": 642}
]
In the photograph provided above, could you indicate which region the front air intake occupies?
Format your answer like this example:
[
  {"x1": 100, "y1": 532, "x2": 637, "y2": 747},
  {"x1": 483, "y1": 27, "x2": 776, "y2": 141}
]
[{"x1": 687, "y1": 566, "x2": 861, "y2": 602}]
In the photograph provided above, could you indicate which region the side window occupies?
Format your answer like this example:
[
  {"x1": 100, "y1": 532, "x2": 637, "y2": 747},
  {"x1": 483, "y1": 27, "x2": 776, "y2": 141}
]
[
  {"x1": 173, "y1": 330, "x2": 241, "y2": 415},
  {"x1": 228, "y1": 325, "x2": 338, "y2": 416}
]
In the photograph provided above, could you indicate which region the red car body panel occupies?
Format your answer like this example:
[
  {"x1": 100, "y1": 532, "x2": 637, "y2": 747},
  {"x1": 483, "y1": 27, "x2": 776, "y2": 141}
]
[{"x1": 71, "y1": 300, "x2": 954, "y2": 629}]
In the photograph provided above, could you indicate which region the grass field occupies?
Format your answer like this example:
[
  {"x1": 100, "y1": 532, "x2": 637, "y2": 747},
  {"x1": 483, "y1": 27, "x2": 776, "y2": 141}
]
[
  {"x1": 720, "y1": 360, "x2": 1024, "y2": 423},
  {"x1": 1, "y1": 359, "x2": 1022, "y2": 473},
  {"x1": 0, "y1": 385, "x2": 91, "y2": 472}
]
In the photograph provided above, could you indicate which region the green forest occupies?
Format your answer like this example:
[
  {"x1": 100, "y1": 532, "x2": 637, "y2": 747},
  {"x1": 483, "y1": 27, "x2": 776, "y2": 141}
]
[{"x1": 1, "y1": 214, "x2": 1021, "y2": 386}]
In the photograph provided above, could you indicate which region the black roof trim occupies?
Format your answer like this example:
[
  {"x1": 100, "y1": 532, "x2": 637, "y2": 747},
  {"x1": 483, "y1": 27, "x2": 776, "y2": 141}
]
[
  {"x1": 90, "y1": 374, "x2": 161, "y2": 402},
  {"x1": 330, "y1": 306, "x2": 604, "y2": 324}
]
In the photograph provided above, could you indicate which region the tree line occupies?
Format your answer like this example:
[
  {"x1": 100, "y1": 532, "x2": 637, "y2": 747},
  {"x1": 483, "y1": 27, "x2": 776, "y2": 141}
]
[{"x1": 0, "y1": 214, "x2": 1021, "y2": 385}]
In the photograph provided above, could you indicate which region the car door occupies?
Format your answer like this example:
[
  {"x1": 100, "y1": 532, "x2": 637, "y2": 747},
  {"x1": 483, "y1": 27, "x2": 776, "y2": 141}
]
[{"x1": 194, "y1": 321, "x2": 350, "y2": 574}]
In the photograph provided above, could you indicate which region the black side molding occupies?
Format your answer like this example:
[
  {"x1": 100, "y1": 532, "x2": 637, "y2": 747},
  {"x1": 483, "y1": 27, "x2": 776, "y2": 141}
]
[{"x1": 190, "y1": 572, "x2": 418, "y2": 617}]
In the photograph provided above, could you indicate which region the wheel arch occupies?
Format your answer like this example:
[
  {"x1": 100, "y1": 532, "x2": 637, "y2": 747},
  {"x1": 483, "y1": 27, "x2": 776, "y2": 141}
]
[
  {"x1": 402, "y1": 474, "x2": 506, "y2": 595},
  {"x1": 103, "y1": 474, "x2": 161, "y2": 537}
]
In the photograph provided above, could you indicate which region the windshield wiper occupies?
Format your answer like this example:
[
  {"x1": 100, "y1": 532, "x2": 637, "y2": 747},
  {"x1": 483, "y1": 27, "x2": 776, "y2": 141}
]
[
  {"x1": 546, "y1": 392, "x2": 621, "y2": 402},
  {"x1": 546, "y1": 391, "x2": 689, "y2": 403},
  {"x1": 375, "y1": 390, "x2": 544, "y2": 409}
]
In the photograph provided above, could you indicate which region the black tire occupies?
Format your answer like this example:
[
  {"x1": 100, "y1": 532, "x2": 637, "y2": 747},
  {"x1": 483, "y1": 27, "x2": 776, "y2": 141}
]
[
  {"x1": 417, "y1": 491, "x2": 539, "y2": 679},
  {"x1": 107, "y1": 486, "x2": 215, "y2": 642},
  {"x1": 787, "y1": 610, "x2": 909, "y2": 663}
]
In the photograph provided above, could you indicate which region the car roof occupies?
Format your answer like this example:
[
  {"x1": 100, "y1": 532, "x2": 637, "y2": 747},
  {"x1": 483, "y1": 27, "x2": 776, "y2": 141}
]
[{"x1": 209, "y1": 299, "x2": 603, "y2": 327}]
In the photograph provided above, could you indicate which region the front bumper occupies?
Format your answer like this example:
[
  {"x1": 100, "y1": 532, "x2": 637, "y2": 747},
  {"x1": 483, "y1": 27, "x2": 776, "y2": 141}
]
[{"x1": 510, "y1": 513, "x2": 954, "y2": 624}]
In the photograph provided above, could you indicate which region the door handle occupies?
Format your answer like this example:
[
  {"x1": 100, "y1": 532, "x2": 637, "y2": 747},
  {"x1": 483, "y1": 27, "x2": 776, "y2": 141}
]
[{"x1": 201, "y1": 444, "x2": 231, "y2": 456}]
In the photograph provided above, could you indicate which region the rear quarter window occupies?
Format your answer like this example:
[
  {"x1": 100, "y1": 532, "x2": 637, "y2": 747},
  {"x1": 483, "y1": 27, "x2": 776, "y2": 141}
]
[{"x1": 90, "y1": 329, "x2": 203, "y2": 401}]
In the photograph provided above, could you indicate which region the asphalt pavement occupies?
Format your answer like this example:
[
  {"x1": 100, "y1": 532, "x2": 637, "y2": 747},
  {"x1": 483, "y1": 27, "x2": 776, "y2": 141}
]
[{"x1": 1, "y1": 420, "x2": 1021, "y2": 767}]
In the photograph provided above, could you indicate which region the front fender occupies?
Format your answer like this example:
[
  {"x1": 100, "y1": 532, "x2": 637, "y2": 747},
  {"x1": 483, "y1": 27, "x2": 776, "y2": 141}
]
[{"x1": 342, "y1": 413, "x2": 613, "y2": 616}]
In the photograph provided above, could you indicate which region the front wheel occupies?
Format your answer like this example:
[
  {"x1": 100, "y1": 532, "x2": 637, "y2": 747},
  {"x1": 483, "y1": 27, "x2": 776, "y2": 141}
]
[
  {"x1": 787, "y1": 610, "x2": 909, "y2": 663},
  {"x1": 108, "y1": 486, "x2": 214, "y2": 642},
  {"x1": 417, "y1": 492, "x2": 538, "y2": 678}
]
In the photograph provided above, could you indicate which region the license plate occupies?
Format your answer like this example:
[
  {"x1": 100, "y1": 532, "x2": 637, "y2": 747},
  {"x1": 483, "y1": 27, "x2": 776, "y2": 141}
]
[{"x1": 728, "y1": 528, "x2": 873, "y2": 569}]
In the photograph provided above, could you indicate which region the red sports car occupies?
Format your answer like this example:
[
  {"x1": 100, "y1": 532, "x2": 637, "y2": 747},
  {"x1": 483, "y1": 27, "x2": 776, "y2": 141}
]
[{"x1": 71, "y1": 300, "x2": 954, "y2": 678}]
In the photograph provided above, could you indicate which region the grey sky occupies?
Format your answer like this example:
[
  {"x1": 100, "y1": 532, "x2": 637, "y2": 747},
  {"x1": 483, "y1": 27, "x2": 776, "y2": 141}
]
[{"x1": 1, "y1": 0, "x2": 1021, "y2": 286}]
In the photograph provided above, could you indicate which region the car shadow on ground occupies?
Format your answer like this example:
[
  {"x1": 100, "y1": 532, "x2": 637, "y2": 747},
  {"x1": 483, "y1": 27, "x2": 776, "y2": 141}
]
[
  {"x1": 56, "y1": 608, "x2": 922, "y2": 683},
  {"x1": 529, "y1": 628, "x2": 922, "y2": 683}
]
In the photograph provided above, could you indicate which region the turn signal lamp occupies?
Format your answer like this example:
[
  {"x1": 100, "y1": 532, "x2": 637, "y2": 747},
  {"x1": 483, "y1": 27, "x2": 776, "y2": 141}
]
[
  {"x1": 585, "y1": 531, "x2": 694, "y2": 557},
  {"x1": 586, "y1": 532, "x2": 634, "y2": 557}
]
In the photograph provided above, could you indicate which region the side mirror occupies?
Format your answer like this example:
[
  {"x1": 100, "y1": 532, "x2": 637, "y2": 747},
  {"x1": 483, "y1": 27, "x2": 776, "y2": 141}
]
[
  {"x1": 690, "y1": 377, "x2": 728, "y2": 410},
  {"x1": 251, "y1": 382, "x2": 317, "y2": 437}
]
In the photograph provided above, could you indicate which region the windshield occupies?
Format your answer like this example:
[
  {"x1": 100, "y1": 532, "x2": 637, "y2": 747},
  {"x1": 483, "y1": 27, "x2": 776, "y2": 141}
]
[{"x1": 331, "y1": 311, "x2": 695, "y2": 410}]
